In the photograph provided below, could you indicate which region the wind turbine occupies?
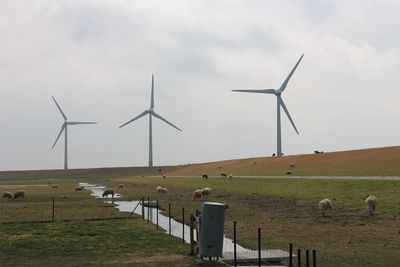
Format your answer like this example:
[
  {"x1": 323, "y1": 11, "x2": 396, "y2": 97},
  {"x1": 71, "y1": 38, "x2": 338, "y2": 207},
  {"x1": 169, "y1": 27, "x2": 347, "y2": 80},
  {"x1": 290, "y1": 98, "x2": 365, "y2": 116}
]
[
  {"x1": 51, "y1": 96, "x2": 97, "y2": 170},
  {"x1": 232, "y1": 54, "x2": 304, "y2": 157},
  {"x1": 119, "y1": 74, "x2": 182, "y2": 167}
]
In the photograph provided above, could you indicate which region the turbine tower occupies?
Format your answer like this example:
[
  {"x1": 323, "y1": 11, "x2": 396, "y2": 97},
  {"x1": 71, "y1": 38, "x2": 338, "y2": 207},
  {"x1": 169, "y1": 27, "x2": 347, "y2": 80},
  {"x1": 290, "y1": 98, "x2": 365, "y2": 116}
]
[
  {"x1": 119, "y1": 74, "x2": 182, "y2": 167},
  {"x1": 51, "y1": 96, "x2": 97, "y2": 170},
  {"x1": 233, "y1": 54, "x2": 304, "y2": 156}
]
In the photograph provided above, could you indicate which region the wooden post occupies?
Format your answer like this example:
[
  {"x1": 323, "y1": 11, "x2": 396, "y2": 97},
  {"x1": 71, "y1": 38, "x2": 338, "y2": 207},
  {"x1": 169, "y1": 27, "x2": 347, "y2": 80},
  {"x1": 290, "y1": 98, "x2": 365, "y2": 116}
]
[
  {"x1": 258, "y1": 228, "x2": 261, "y2": 267},
  {"x1": 289, "y1": 243, "x2": 293, "y2": 267},
  {"x1": 233, "y1": 221, "x2": 237, "y2": 267},
  {"x1": 312, "y1": 249, "x2": 316, "y2": 267},
  {"x1": 147, "y1": 196, "x2": 150, "y2": 223},
  {"x1": 168, "y1": 204, "x2": 171, "y2": 235},
  {"x1": 190, "y1": 214, "x2": 195, "y2": 255},
  {"x1": 142, "y1": 197, "x2": 145, "y2": 220},
  {"x1": 297, "y1": 249, "x2": 302, "y2": 267},
  {"x1": 306, "y1": 250, "x2": 310, "y2": 267},
  {"x1": 182, "y1": 207, "x2": 185, "y2": 242},
  {"x1": 52, "y1": 197, "x2": 55, "y2": 222},
  {"x1": 156, "y1": 200, "x2": 159, "y2": 229}
]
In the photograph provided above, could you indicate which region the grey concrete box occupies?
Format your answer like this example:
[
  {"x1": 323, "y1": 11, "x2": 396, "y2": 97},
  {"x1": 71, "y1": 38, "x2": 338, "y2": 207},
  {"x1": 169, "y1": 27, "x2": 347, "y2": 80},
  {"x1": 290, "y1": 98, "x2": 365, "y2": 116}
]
[{"x1": 200, "y1": 202, "x2": 228, "y2": 258}]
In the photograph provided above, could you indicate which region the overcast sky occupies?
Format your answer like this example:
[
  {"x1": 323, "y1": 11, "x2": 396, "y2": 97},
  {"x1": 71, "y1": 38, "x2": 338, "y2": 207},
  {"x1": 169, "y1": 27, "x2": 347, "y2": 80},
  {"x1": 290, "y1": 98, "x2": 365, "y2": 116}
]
[{"x1": 1, "y1": 0, "x2": 400, "y2": 171}]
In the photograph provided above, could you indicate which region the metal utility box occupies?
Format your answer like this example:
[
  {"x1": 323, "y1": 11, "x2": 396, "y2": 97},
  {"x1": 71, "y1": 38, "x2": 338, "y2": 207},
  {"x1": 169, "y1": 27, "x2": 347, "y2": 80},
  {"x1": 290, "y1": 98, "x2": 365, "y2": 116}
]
[{"x1": 199, "y1": 202, "x2": 228, "y2": 258}]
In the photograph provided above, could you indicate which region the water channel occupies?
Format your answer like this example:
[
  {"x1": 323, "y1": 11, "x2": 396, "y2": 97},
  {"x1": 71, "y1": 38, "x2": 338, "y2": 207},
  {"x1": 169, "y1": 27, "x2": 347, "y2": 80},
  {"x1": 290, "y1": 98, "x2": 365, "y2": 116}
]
[{"x1": 80, "y1": 183, "x2": 248, "y2": 253}]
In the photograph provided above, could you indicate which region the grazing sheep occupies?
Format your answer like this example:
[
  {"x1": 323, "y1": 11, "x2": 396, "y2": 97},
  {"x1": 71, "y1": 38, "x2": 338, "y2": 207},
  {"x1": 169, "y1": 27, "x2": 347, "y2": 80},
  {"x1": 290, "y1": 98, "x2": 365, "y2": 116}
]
[
  {"x1": 314, "y1": 150, "x2": 324, "y2": 154},
  {"x1": 202, "y1": 174, "x2": 208, "y2": 179},
  {"x1": 221, "y1": 173, "x2": 227, "y2": 177},
  {"x1": 74, "y1": 186, "x2": 84, "y2": 192},
  {"x1": 192, "y1": 189, "x2": 203, "y2": 200},
  {"x1": 51, "y1": 184, "x2": 59, "y2": 189},
  {"x1": 117, "y1": 184, "x2": 124, "y2": 189},
  {"x1": 2, "y1": 191, "x2": 13, "y2": 200},
  {"x1": 290, "y1": 163, "x2": 296, "y2": 168},
  {"x1": 13, "y1": 190, "x2": 26, "y2": 200},
  {"x1": 201, "y1": 187, "x2": 212, "y2": 197},
  {"x1": 285, "y1": 171, "x2": 292, "y2": 175},
  {"x1": 156, "y1": 186, "x2": 167, "y2": 193},
  {"x1": 102, "y1": 189, "x2": 114, "y2": 198},
  {"x1": 365, "y1": 195, "x2": 378, "y2": 215},
  {"x1": 228, "y1": 174, "x2": 233, "y2": 180},
  {"x1": 319, "y1": 198, "x2": 332, "y2": 215}
]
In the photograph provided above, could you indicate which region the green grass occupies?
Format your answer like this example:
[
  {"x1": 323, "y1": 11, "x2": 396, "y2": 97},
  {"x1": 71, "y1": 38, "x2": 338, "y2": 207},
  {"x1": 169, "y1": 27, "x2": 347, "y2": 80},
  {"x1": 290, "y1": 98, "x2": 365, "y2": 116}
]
[{"x1": 0, "y1": 220, "x2": 217, "y2": 267}]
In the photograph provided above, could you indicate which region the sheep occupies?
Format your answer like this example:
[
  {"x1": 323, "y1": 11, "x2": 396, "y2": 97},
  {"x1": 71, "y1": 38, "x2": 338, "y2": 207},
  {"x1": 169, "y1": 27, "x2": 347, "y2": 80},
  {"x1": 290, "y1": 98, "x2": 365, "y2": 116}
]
[
  {"x1": 365, "y1": 195, "x2": 378, "y2": 215},
  {"x1": 156, "y1": 186, "x2": 167, "y2": 194},
  {"x1": 163, "y1": 175, "x2": 166, "y2": 179},
  {"x1": 319, "y1": 198, "x2": 332, "y2": 215},
  {"x1": 13, "y1": 190, "x2": 26, "y2": 200},
  {"x1": 201, "y1": 187, "x2": 212, "y2": 198},
  {"x1": 202, "y1": 174, "x2": 208, "y2": 179},
  {"x1": 102, "y1": 189, "x2": 114, "y2": 198},
  {"x1": 285, "y1": 171, "x2": 292, "y2": 175},
  {"x1": 228, "y1": 174, "x2": 233, "y2": 180},
  {"x1": 117, "y1": 184, "x2": 124, "y2": 189},
  {"x1": 74, "y1": 186, "x2": 84, "y2": 192},
  {"x1": 290, "y1": 163, "x2": 296, "y2": 168},
  {"x1": 221, "y1": 173, "x2": 227, "y2": 177},
  {"x1": 51, "y1": 184, "x2": 59, "y2": 189},
  {"x1": 2, "y1": 191, "x2": 13, "y2": 200},
  {"x1": 192, "y1": 189, "x2": 203, "y2": 200}
]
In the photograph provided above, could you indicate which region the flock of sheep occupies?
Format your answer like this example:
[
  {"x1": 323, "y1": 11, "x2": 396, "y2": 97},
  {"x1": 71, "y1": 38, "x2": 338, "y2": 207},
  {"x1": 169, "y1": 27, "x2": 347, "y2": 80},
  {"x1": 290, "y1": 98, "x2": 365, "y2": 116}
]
[
  {"x1": 2, "y1": 190, "x2": 26, "y2": 200},
  {"x1": 319, "y1": 195, "x2": 378, "y2": 215}
]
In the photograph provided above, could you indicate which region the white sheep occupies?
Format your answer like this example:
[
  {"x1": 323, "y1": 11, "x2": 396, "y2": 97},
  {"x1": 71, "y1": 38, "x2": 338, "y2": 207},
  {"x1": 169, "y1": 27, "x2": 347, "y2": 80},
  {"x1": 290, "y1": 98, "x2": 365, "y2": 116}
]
[
  {"x1": 156, "y1": 186, "x2": 167, "y2": 194},
  {"x1": 192, "y1": 189, "x2": 203, "y2": 200},
  {"x1": 319, "y1": 198, "x2": 332, "y2": 215},
  {"x1": 365, "y1": 195, "x2": 378, "y2": 215},
  {"x1": 13, "y1": 190, "x2": 26, "y2": 200},
  {"x1": 201, "y1": 187, "x2": 212, "y2": 198},
  {"x1": 2, "y1": 191, "x2": 13, "y2": 200},
  {"x1": 102, "y1": 189, "x2": 114, "y2": 198}
]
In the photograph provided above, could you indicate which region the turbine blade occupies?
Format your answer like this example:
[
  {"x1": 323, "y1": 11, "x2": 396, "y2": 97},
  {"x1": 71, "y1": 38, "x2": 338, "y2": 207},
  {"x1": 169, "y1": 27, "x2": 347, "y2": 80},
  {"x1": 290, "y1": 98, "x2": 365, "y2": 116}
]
[
  {"x1": 279, "y1": 54, "x2": 304, "y2": 92},
  {"x1": 119, "y1": 110, "x2": 149, "y2": 128},
  {"x1": 279, "y1": 97, "x2": 299, "y2": 135},
  {"x1": 150, "y1": 74, "x2": 155, "y2": 109},
  {"x1": 151, "y1": 111, "x2": 182, "y2": 131},
  {"x1": 67, "y1": 122, "x2": 97, "y2": 125},
  {"x1": 52, "y1": 124, "x2": 65, "y2": 149},
  {"x1": 52, "y1": 96, "x2": 67, "y2": 121},
  {"x1": 232, "y1": 89, "x2": 276, "y2": 94}
]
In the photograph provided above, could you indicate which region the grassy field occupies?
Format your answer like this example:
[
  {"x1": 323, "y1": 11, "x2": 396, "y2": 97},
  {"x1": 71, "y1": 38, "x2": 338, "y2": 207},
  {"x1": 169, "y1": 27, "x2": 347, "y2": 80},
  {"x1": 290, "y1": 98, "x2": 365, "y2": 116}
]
[
  {"x1": 0, "y1": 179, "x2": 222, "y2": 267},
  {"x1": 98, "y1": 176, "x2": 400, "y2": 267}
]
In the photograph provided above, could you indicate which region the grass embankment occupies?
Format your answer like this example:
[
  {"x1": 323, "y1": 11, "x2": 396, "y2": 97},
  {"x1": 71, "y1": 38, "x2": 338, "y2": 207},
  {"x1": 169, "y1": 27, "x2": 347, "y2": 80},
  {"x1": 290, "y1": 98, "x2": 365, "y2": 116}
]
[
  {"x1": 0, "y1": 178, "x2": 221, "y2": 267},
  {"x1": 103, "y1": 176, "x2": 400, "y2": 267}
]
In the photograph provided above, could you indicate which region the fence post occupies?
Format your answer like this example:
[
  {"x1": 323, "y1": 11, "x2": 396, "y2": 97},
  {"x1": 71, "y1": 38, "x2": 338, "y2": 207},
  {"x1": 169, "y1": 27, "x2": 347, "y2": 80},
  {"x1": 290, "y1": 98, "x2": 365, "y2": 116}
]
[
  {"x1": 258, "y1": 228, "x2": 261, "y2": 267},
  {"x1": 312, "y1": 249, "x2": 316, "y2": 267},
  {"x1": 297, "y1": 249, "x2": 301, "y2": 267},
  {"x1": 306, "y1": 250, "x2": 310, "y2": 267},
  {"x1": 168, "y1": 203, "x2": 171, "y2": 235},
  {"x1": 156, "y1": 200, "x2": 159, "y2": 229},
  {"x1": 142, "y1": 197, "x2": 145, "y2": 220},
  {"x1": 289, "y1": 243, "x2": 293, "y2": 267},
  {"x1": 146, "y1": 196, "x2": 150, "y2": 222},
  {"x1": 52, "y1": 197, "x2": 55, "y2": 223},
  {"x1": 182, "y1": 207, "x2": 185, "y2": 242},
  {"x1": 233, "y1": 221, "x2": 237, "y2": 267},
  {"x1": 190, "y1": 214, "x2": 195, "y2": 255}
]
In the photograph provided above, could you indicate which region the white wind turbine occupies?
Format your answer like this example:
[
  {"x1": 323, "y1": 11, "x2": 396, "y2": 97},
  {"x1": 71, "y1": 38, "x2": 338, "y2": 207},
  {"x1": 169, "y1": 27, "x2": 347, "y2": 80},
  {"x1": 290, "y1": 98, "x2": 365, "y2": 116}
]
[
  {"x1": 232, "y1": 54, "x2": 304, "y2": 157},
  {"x1": 51, "y1": 96, "x2": 97, "y2": 170},
  {"x1": 119, "y1": 74, "x2": 182, "y2": 167}
]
